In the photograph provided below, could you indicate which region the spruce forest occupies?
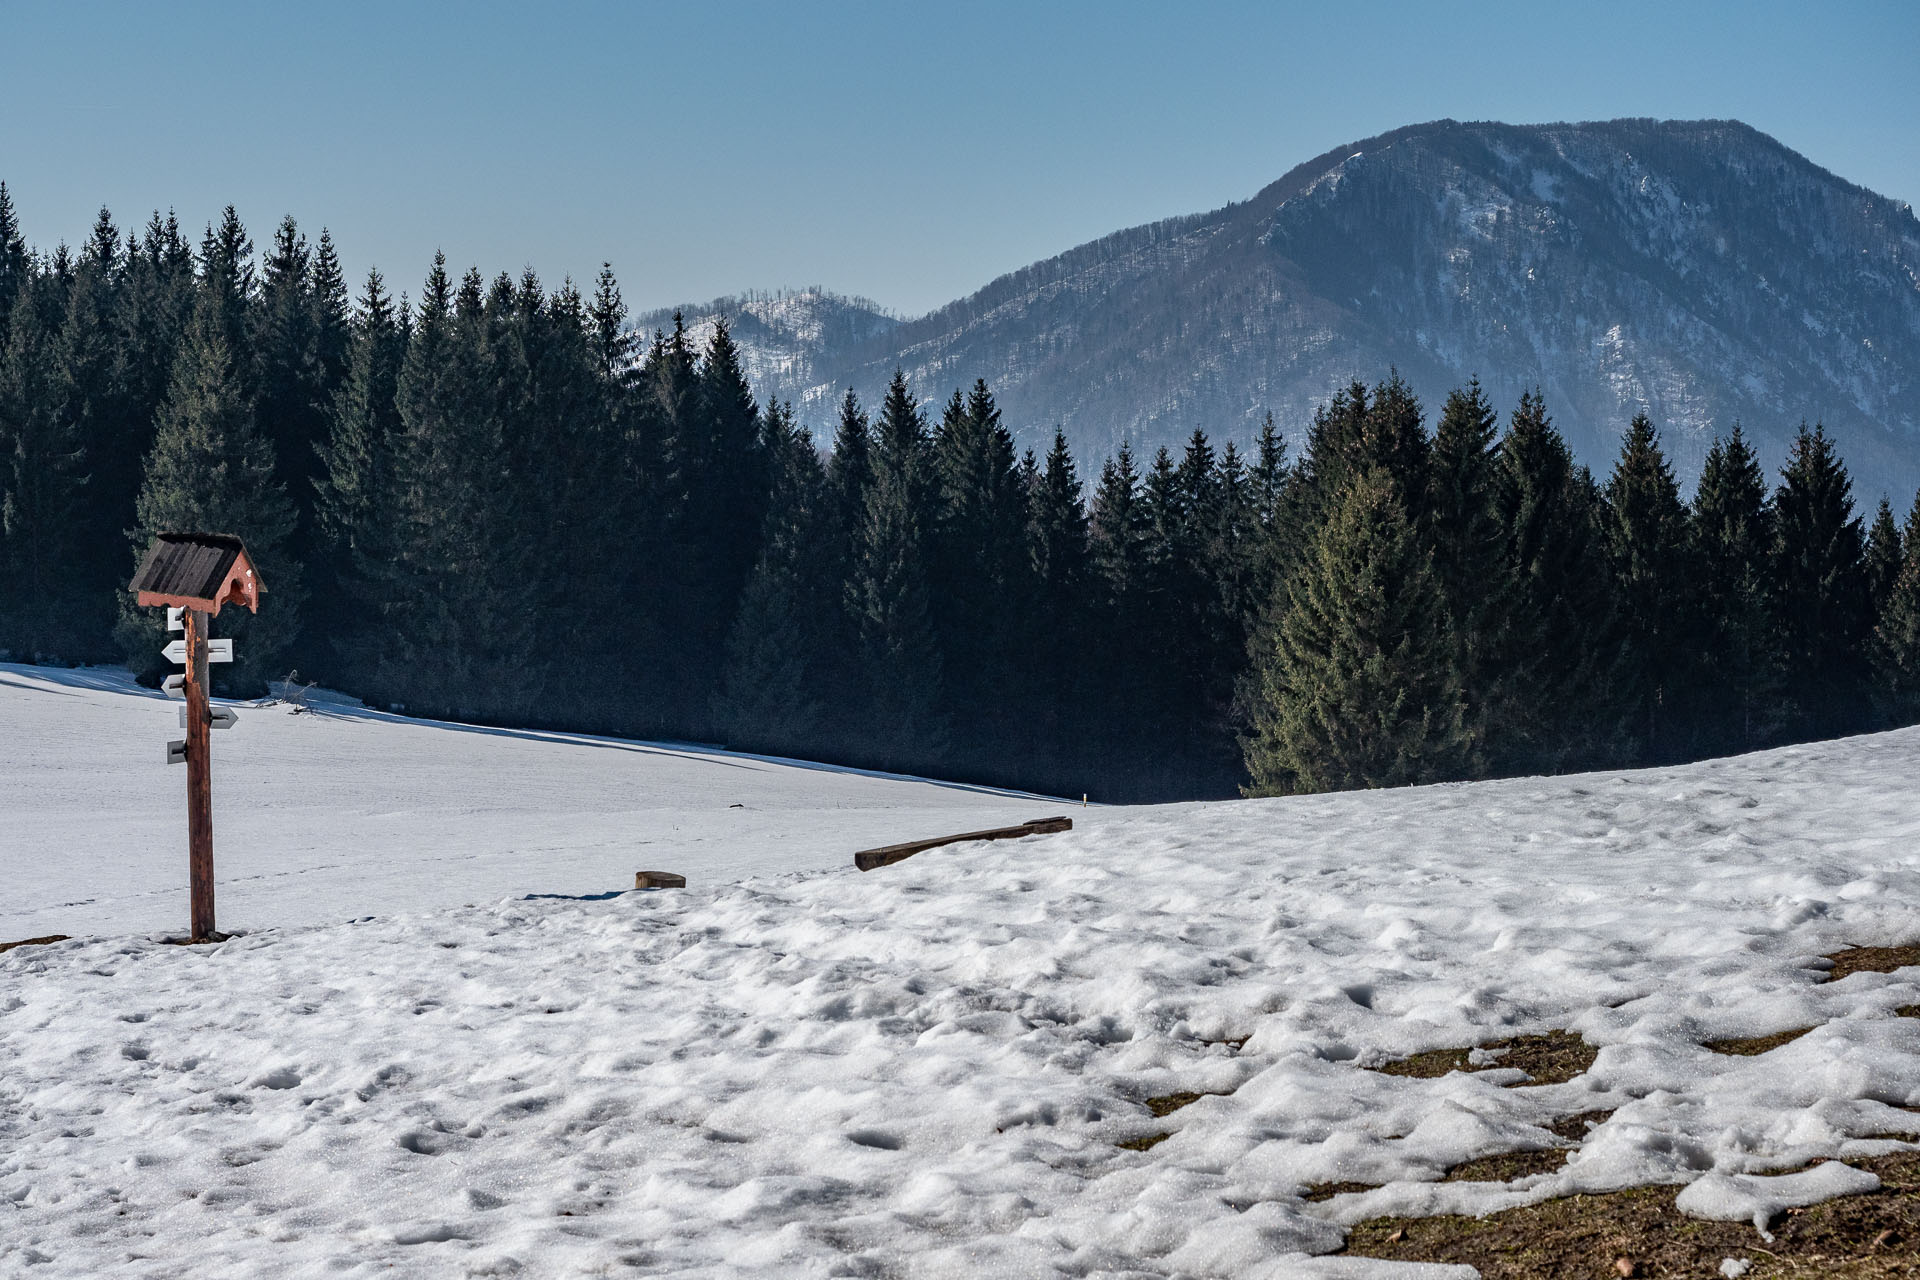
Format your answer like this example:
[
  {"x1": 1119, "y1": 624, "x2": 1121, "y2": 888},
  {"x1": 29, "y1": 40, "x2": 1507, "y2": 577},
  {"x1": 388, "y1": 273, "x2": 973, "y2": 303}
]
[{"x1": 6, "y1": 191, "x2": 1920, "y2": 802}]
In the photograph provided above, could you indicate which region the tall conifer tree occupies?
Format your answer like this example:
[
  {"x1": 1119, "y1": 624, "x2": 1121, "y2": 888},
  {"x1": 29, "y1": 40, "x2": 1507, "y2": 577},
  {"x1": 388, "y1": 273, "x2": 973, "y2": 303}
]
[
  {"x1": 715, "y1": 401, "x2": 834, "y2": 753},
  {"x1": 1243, "y1": 466, "x2": 1468, "y2": 795},
  {"x1": 0, "y1": 273, "x2": 92, "y2": 659},
  {"x1": 929, "y1": 378, "x2": 1028, "y2": 766},
  {"x1": 1426, "y1": 379, "x2": 1507, "y2": 756},
  {"x1": 1772, "y1": 422, "x2": 1870, "y2": 737},
  {"x1": 1489, "y1": 391, "x2": 1622, "y2": 772},
  {"x1": 1872, "y1": 491, "x2": 1920, "y2": 726},
  {"x1": 1692, "y1": 426, "x2": 1781, "y2": 750},
  {"x1": 846, "y1": 370, "x2": 945, "y2": 770},
  {"x1": 313, "y1": 268, "x2": 407, "y2": 680},
  {"x1": 1026, "y1": 428, "x2": 1090, "y2": 777},
  {"x1": 119, "y1": 291, "x2": 300, "y2": 690},
  {"x1": 1864, "y1": 497, "x2": 1903, "y2": 621},
  {"x1": 1603, "y1": 413, "x2": 1697, "y2": 760},
  {"x1": 0, "y1": 183, "x2": 27, "y2": 339}
]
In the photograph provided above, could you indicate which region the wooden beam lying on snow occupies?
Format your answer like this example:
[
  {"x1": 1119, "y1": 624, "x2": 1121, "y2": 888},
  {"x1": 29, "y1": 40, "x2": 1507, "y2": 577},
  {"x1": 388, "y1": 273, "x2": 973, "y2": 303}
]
[
  {"x1": 854, "y1": 816, "x2": 1072, "y2": 872},
  {"x1": 0, "y1": 935, "x2": 71, "y2": 955}
]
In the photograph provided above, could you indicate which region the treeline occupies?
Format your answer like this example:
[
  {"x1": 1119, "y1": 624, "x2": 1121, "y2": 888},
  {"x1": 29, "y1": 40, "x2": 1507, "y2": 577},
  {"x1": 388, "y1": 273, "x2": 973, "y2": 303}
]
[{"x1": 3, "y1": 190, "x2": 1920, "y2": 801}]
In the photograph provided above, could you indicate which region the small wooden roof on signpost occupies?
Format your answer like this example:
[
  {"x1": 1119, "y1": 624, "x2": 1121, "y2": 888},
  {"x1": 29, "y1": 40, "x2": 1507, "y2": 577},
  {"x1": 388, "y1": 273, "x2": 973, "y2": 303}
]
[{"x1": 131, "y1": 532, "x2": 264, "y2": 614}]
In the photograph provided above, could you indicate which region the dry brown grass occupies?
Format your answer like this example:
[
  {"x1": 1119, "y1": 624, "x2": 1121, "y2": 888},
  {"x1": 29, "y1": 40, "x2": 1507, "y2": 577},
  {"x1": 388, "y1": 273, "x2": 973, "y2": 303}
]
[
  {"x1": 1825, "y1": 945, "x2": 1920, "y2": 983},
  {"x1": 1376, "y1": 1030, "x2": 1598, "y2": 1085},
  {"x1": 1706, "y1": 1027, "x2": 1817, "y2": 1056},
  {"x1": 1116, "y1": 1131, "x2": 1169, "y2": 1152},
  {"x1": 1116, "y1": 1088, "x2": 1233, "y2": 1153},
  {"x1": 1343, "y1": 1150, "x2": 1920, "y2": 1278}
]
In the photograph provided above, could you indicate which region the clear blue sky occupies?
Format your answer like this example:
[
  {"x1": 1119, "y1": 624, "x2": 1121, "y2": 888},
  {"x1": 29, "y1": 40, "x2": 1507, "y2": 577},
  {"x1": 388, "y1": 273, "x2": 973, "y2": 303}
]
[{"x1": 3, "y1": 0, "x2": 1914, "y2": 316}]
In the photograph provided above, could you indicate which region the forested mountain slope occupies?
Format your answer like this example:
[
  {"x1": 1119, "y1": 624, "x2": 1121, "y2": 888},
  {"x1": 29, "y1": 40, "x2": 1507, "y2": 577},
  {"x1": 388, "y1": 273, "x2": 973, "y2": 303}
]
[{"x1": 657, "y1": 119, "x2": 1920, "y2": 493}]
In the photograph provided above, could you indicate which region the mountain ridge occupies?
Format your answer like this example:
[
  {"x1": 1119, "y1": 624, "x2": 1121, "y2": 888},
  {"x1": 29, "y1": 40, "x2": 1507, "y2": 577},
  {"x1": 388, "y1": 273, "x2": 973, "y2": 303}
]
[{"x1": 644, "y1": 118, "x2": 1920, "y2": 494}]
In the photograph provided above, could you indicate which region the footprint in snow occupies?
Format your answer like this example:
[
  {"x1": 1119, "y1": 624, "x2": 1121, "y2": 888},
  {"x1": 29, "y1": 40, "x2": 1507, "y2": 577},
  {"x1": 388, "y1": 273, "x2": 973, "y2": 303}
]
[{"x1": 846, "y1": 1129, "x2": 903, "y2": 1150}]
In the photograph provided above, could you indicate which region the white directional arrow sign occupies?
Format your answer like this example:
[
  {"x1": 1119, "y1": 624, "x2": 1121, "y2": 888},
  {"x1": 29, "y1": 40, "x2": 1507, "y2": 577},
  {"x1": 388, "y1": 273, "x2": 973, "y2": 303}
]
[
  {"x1": 161, "y1": 638, "x2": 234, "y2": 664},
  {"x1": 162, "y1": 673, "x2": 186, "y2": 700},
  {"x1": 179, "y1": 706, "x2": 238, "y2": 730},
  {"x1": 166, "y1": 739, "x2": 187, "y2": 766},
  {"x1": 167, "y1": 606, "x2": 184, "y2": 632}
]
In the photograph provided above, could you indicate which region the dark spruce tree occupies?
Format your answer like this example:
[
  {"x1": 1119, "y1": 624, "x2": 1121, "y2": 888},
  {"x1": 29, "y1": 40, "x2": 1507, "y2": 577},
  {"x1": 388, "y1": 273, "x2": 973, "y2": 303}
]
[
  {"x1": 0, "y1": 183, "x2": 27, "y2": 339},
  {"x1": 1361, "y1": 371, "x2": 1431, "y2": 517},
  {"x1": 1242, "y1": 465, "x2": 1468, "y2": 795},
  {"x1": 118, "y1": 291, "x2": 301, "y2": 692},
  {"x1": 1602, "y1": 413, "x2": 1697, "y2": 761},
  {"x1": 845, "y1": 370, "x2": 945, "y2": 772},
  {"x1": 1025, "y1": 428, "x2": 1091, "y2": 783},
  {"x1": 313, "y1": 268, "x2": 407, "y2": 684},
  {"x1": 57, "y1": 210, "x2": 135, "y2": 653},
  {"x1": 116, "y1": 212, "x2": 197, "y2": 500},
  {"x1": 255, "y1": 217, "x2": 321, "y2": 539},
  {"x1": 1691, "y1": 426, "x2": 1782, "y2": 752},
  {"x1": 684, "y1": 319, "x2": 770, "y2": 719},
  {"x1": 1139, "y1": 444, "x2": 1201, "y2": 762},
  {"x1": 1425, "y1": 378, "x2": 1507, "y2": 760},
  {"x1": 1864, "y1": 496, "x2": 1903, "y2": 622},
  {"x1": 1772, "y1": 422, "x2": 1870, "y2": 738},
  {"x1": 370, "y1": 256, "x2": 537, "y2": 720},
  {"x1": 1245, "y1": 410, "x2": 1292, "y2": 607},
  {"x1": 1087, "y1": 443, "x2": 1153, "y2": 789},
  {"x1": 714, "y1": 401, "x2": 835, "y2": 755},
  {"x1": 196, "y1": 207, "x2": 255, "y2": 385},
  {"x1": 1489, "y1": 391, "x2": 1623, "y2": 773},
  {"x1": 1872, "y1": 491, "x2": 1920, "y2": 726},
  {"x1": 0, "y1": 267, "x2": 93, "y2": 660},
  {"x1": 929, "y1": 378, "x2": 1031, "y2": 773}
]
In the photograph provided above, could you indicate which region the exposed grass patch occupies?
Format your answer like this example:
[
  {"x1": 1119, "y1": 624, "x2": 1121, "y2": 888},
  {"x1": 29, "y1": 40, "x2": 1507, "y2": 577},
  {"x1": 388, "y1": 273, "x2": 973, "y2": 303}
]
[
  {"x1": 1826, "y1": 945, "x2": 1920, "y2": 983},
  {"x1": 1344, "y1": 1150, "x2": 1920, "y2": 1279},
  {"x1": 1707, "y1": 1026, "x2": 1817, "y2": 1056},
  {"x1": 1116, "y1": 1089, "x2": 1232, "y2": 1153},
  {"x1": 1898, "y1": 1006, "x2": 1920, "y2": 1019},
  {"x1": 1116, "y1": 1132, "x2": 1170, "y2": 1152},
  {"x1": 1442, "y1": 1112, "x2": 1617, "y2": 1184},
  {"x1": 0, "y1": 934, "x2": 70, "y2": 955},
  {"x1": 1443, "y1": 1147, "x2": 1570, "y2": 1182},
  {"x1": 1299, "y1": 1113, "x2": 1618, "y2": 1201},
  {"x1": 1143, "y1": 1090, "x2": 1220, "y2": 1118},
  {"x1": 1376, "y1": 1030, "x2": 1597, "y2": 1085},
  {"x1": 1301, "y1": 1180, "x2": 1380, "y2": 1203},
  {"x1": 1545, "y1": 1110, "x2": 1617, "y2": 1141}
]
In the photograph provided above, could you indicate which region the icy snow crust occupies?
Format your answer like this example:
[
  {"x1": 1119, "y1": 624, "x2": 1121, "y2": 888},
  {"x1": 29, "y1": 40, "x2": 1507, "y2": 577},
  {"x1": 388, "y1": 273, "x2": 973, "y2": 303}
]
[{"x1": 5, "y1": 669, "x2": 1920, "y2": 1275}]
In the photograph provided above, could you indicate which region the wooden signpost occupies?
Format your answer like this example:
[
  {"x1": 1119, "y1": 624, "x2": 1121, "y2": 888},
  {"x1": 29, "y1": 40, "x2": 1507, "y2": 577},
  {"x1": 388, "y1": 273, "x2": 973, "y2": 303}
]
[{"x1": 130, "y1": 533, "x2": 263, "y2": 942}]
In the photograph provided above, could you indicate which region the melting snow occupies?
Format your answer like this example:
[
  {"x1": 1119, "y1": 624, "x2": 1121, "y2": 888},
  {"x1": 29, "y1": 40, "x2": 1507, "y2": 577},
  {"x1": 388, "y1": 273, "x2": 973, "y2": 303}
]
[{"x1": 4, "y1": 664, "x2": 1919, "y2": 1277}]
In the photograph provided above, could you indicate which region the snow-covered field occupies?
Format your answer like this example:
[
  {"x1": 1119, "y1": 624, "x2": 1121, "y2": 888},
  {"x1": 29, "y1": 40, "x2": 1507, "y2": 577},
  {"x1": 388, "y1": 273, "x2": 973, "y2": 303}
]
[
  {"x1": 5, "y1": 663, "x2": 1920, "y2": 1277},
  {"x1": 0, "y1": 663, "x2": 1067, "y2": 941}
]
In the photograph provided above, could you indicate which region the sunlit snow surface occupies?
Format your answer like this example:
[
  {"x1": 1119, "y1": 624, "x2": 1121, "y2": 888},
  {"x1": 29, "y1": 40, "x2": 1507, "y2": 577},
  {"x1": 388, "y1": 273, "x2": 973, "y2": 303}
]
[
  {"x1": 0, "y1": 663, "x2": 1064, "y2": 940},
  {"x1": 4, "y1": 664, "x2": 1920, "y2": 1278}
]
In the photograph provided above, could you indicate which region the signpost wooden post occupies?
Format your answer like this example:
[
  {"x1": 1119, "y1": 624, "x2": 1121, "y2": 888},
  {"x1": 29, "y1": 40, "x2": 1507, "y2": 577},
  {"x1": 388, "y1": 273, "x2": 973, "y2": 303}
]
[
  {"x1": 183, "y1": 607, "x2": 215, "y2": 939},
  {"x1": 129, "y1": 533, "x2": 264, "y2": 942}
]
